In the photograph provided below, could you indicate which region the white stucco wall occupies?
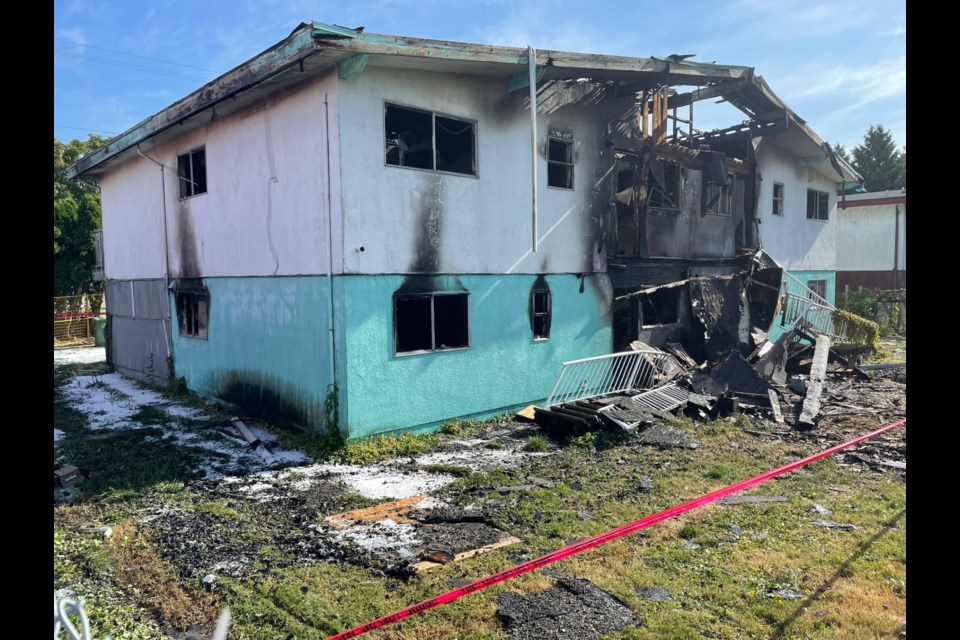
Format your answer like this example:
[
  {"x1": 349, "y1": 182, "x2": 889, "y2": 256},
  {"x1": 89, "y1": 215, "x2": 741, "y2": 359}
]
[
  {"x1": 337, "y1": 65, "x2": 633, "y2": 275},
  {"x1": 836, "y1": 203, "x2": 906, "y2": 271},
  {"x1": 100, "y1": 160, "x2": 169, "y2": 280},
  {"x1": 755, "y1": 142, "x2": 837, "y2": 271},
  {"x1": 98, "y1": 70, "x2": 342, "y2": 279}
]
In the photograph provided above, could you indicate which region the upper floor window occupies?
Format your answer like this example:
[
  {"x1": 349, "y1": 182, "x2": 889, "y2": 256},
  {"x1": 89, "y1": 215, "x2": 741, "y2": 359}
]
[
  {"x1": 384, "y1": 104, "x2": 476, "y2": 176},
  {"x1": 177, "y1": 147, "x2": 207, "y2": 199},
  {"x1": 806, "y1": 189, "x2": 830, "y2": 221},
  {"x1": 703, "y1": 173, "x2": 734, "y2": 216},
  {"x1": 648, "y1": 160, "x2": 682, "y2": 210},
  {"x1": 772, "y1": 182, "x2": 784, "y2": 216},
  {"x1": 547, "y1": 137, "x2": 574, "y2": 189}
]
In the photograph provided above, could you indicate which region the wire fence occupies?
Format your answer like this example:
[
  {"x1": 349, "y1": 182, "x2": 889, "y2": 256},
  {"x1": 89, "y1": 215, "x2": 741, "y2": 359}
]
[{"x1": 54, "y1": 294, "x2": 105, "y2": 345}]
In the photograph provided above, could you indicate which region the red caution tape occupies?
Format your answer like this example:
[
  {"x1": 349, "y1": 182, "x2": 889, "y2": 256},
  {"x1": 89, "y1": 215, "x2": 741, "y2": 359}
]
[{"x1": 326, "y1": 419, "x2": 905, "y2": 640}]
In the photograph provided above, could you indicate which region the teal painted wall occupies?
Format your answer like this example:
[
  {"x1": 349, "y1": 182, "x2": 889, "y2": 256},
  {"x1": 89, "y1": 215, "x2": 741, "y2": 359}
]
[
  {"x1": 340, "y1": 273, "x2": 613, "y2": 438},
  {"x1": 171, "y1": 277, "x2": 336, "y2": 430},
  {"x1": 787, "y1": 270, "x2": 836, "y2": 306}
]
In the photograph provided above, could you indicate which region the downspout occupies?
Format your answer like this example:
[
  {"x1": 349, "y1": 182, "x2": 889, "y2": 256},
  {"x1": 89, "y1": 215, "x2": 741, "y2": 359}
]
[
  {"x1": 136, "y1": 145, "x2": 173, "y2": 361},
  {"x1": 893, "y1": 204, "x2": 900, "y2": 289},
  {"x1": 528, "y1": 45, "x2": 539, "y2": 253},
  {"x1": 323, "y1": 93, "x2": 338, "y2": 429}
]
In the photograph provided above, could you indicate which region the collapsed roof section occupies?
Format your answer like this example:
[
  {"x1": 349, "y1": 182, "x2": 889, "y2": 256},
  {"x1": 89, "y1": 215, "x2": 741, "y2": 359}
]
[{"x1": 66, "y1": 21, "x2": 858, "y2": 186}]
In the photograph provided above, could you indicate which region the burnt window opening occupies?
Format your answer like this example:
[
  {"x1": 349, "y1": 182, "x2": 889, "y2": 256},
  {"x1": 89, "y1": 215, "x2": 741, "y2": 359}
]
[
  {"x1": 547, "y1": 137, "x2": 574, "y2": 189},
  {"x1": 177, "y1": 147, "x2": 207, "y2": 199},
  {"x1": 647, "y1": 159, "x2": 682, "y2": 210},
  {"x1": 394, "y1": 293, "x2": 469, "y2": 355},
  {"x1": 808, "y1": 280, "x2": 827, "y2": 301},
  {"x1": 531, "y1": 288, "x2": 552, "y2": 340},
  {"x1": 385, "y1": 104, "x2": 476, "y2": 176},
  {"x1": 640, "y1": 287, "x2": 680, "y2": 327},
  {"x1": 772, "y1": 182, "x2": 785, "y2": 216},
  {"x1": 176, "y1": 291, "x2": 208, "y2": 338},
  {"x1": 806, "y1": 189, "x2": 830, "y2": 221},
  {"x1": 703, "y1": 173, "x2": 734, "y2": 216}
]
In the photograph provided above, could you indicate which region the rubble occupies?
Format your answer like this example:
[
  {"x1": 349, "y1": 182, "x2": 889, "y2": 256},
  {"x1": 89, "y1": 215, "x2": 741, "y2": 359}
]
[{"x1": 496, "y1": 569, "x2": 639, "y2": 640}]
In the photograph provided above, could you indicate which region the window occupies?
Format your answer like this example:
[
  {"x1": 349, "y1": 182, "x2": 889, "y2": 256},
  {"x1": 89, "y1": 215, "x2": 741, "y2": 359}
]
[
  {"x1": 385, "y1": 104, "x2": 476, "y2": 176},
  {"x1": 394, "y1": 293, "x2": 469, "y2": 354},
  {"x1": 806, "y1": 189, "x2": 830, "y2": 220},
  {"x1": 640, "y1": 287, "x2": 680, "y2": 326},
  {"x1": 531, "y1": 287, "x2": 552, "y2": 340},
  {"x1": 177, "y1": 147, "x2": 207, "y2": 199},
  {"x1": 547, "y1": 137, "x2": 574, "y2": 189},
  {"x1": 703, "y1": 173, "x2": 734, "y2": 216},
  {"x1": 772, "y1": 183, "x2": 784, "y2": 216},
  {"x1": 808, "y1": 280, "x2": 827, "y2": 301},
  {"x1": 176, "y1": 291, "x2": 208, "y2": 338},
  {"x1": 648, "y1": 160, "x2": 682, "y2": 209}
]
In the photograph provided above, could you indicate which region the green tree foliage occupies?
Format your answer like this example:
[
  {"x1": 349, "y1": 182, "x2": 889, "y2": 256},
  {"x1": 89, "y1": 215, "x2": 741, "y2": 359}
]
[
  {"x1": 54, "y1": 135, "x2": 108, "y2": 295},
  {"x1": 850, "y1": 125, "x2": 905, "y2": 192}
]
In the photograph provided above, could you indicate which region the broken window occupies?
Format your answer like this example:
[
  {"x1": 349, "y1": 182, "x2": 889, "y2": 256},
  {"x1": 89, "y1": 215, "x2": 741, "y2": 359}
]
[
  {"x1": 640, "y1": 287, "x2": 680, "y2": 327},
  {"x1": 531, "y1": 287, "x2": 552, "y2": 340},
  {"x1": 384, "y1": 104, "x2": 476, "y2": 176},
  {"x1": 806, "y1": 189, "x2": 830, "y2": 220},
  {"x1": 808, "y1": 280, "x2": 827, "y2": 301},
  {"x1": 772, "y1": 183, "x2": 784, "y2": 216},
  {"x1": 176, "y1": 291, "x2": 208, "y2": 338},
  {"x1": 647, "y1": 159, "x2": 682, "y2": 210},
  {"x1": 547, "y1": 137, "x2": 574, "y2": 189},
  {"x1": 703, "y1": 173, "x2": 734, "y2": 216},
  {"x1": 177, "y1": 147, "x2": 207, "y2": 199},
  {"x1": 394, "y1": 293, "x2": 469, "y2": 355}
]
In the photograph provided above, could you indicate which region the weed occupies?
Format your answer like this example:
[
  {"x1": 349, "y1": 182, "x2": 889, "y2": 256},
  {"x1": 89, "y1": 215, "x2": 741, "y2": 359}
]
[
  {"x1": 706, "y1": 465, "x2": 732, "y2": 481},
  {"x1": 679, "y1": 524, "x2": 700, "y2": 540},
  {"x1": 523, "y1": 435, "x2": 548, "y2": 452},
  {"x1": 483, "y1": 440, "x2": 505, "y2": 450},
  {"x1": 423, "y1": 463, "x2": 473, "y2": 477}
]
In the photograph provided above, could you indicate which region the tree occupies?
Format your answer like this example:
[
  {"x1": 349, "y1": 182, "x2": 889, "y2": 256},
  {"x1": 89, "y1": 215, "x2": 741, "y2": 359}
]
[
  {"x1": 850, "y1": 125, "x2": 905, "y2": 192},
  {"x1": 832, "y1": 143, "x2": 852, "y2": 165},
  {"x1": 54, "y1": 135, "x2": 108, "y2": 296}
]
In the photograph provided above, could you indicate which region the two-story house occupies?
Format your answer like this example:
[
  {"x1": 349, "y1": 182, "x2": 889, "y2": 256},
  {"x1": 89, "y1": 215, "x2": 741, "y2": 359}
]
[{"x1": 67, "y1": 22, "x2": 859, "y2": 438}]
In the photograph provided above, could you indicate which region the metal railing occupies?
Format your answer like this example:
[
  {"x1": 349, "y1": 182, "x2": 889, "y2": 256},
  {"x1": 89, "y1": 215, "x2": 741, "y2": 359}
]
[
  {"x1": 545, "y1": 349, "x2": 682, "y2": 407},
  {"x1": 777, "y1": 272, "x2": 878, "y2": 346}
]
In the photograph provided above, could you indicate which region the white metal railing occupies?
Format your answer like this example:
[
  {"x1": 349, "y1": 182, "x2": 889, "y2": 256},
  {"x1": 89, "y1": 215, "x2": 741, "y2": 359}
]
[
  {"x1": 778, "y1": 271, "x2": 840, "y2": 339},
  {"x1": 545, "y1": 349, "x2": 682, "y2": 407}
]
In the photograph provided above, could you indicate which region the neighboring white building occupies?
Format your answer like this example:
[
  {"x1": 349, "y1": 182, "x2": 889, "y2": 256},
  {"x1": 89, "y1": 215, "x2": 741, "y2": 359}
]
[
  {"x1": 836, "y1": 190, "x2": 907, "y2": 293},
  {"x1": 67, "y1": 22, "x2": 858, "y2": 438}
]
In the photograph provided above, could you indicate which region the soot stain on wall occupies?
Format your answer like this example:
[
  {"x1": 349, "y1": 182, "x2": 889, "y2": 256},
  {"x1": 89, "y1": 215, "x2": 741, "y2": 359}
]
[
  {"x1": 216, "y1": 369, "x2": 324, "y2": 431},
  {"x1": 176, "y1": 201, "x2": 201, "y2": 278}
]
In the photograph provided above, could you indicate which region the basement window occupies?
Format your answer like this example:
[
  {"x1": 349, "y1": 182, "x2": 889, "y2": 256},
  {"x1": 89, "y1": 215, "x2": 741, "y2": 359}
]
[
  {"x1": 640, "y1": 287, "x2": 680, "y2": 327},
  {"x1": 703, "y1": 173, "x2": 734, "y2": 216},
  {"x1": 394, "y1": 293, "x2": 470, "y2": 355},
  {"x1": 808, "y1": 280, "x2": 827, "y2": 301},
  {"x1": 547, "y1": 137, "x2": 574, "y2": 189},
  {"x1": 177, "y1": 147, "x2": 207, "y2": 199},
  {"x1": 772, "y1": 183, "x2": 784, "y2": 216},
  {"x1": 531, "y1": 287, "x2": 552, "y2": 340},
  {"x1": 176, "y1": 291, "x2": 208, "y2": 338},
  {"x1": 385, "y1": 104, "x2": 477, "y2": 176},
  {"x1": 648, "y1": 160, "x2": 682, "y2": 210},
  {"x1": 806, "y1": 189, "x2": 830, "y2": 221}
]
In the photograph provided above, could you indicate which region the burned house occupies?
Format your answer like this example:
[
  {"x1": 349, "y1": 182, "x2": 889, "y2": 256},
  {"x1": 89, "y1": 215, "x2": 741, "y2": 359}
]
[{"x1": 67, "y1": 22, "x2": 861, "y2": 439}]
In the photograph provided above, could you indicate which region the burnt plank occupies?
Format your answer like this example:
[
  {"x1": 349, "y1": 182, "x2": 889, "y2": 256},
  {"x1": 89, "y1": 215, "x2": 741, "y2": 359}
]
[{"x1": 797, "y1": 334, "x2": 830, "y2": 428}]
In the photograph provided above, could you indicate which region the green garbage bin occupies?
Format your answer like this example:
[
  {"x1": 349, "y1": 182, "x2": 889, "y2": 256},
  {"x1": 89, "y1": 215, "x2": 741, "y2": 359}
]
[{"x1": 93, "y1": 317, "x2": 107, "y2": 347}]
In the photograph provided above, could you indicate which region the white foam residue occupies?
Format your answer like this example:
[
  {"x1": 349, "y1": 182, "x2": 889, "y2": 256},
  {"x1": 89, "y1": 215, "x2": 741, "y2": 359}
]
[
  {"x1": 54, "y1": 347, "x2": 106, "y2": 365},
  {"x1": 333, "y1": 519, "x2": 421, "y2": 555},
  {"x1": 54, "y1": 429, "x2": 66, "y2": 442}
]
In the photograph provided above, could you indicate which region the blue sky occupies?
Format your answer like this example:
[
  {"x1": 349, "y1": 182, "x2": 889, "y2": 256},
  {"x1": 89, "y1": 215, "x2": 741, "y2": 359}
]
[{"x1": 54, "y1": 0, "x2": 905, "y2": 151}]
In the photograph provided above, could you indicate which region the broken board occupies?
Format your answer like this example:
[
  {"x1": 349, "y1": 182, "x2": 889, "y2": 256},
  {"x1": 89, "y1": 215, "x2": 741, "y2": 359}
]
[{"x1": 798, "y1": 334, "x2": 830, "y2": 428}]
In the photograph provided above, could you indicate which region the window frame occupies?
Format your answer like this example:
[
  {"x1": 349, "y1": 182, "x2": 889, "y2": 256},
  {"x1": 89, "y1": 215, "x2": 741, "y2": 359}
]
[
  {"x1": 639, "y1": 287, "x2": 681, "y2": 328},
  {"x1": 772, "y1": 182, "x2": 785, "y2": 216},
  {"x1": 647, "y1": 159, "x2": 683, "y2": 210},
  {"x1": 531, "y1": 287, "x2": 552, "y2": 341},
  {"x1": 546, "y1": 136, "x2": 575, "y2": 190},
  {"x1": 383, "y1": 102, "x2": 478, "y2": 178},
  {"x1": 807, "y1": 280, "x2": 828, "y2": 302},
  {"x1": 176, "y1": 291, "x2": 208, "y2": 339},
  {"x1": 177, "y1": 146, "x2": 207, "y2": 200},
  {"x1": 393, "y1": 292, "x2": 471, "y2": 356},
  {"x1": 806, "y1": 188, "x2": 830, "y2": 221},
  {"x1": 703, "y1": 173, "x2": 735, "y2": 216}
]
